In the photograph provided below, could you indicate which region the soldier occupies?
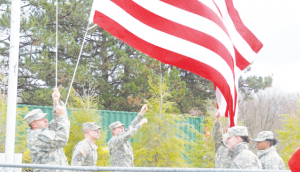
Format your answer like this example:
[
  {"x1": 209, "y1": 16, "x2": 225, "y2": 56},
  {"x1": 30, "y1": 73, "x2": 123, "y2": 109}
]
[
  {"x1": 71, "y1": 122, "x2": 101, "y2": 166},
  {"x1": 212, "y1": 112, "x2": 231, "y2": 168},
  {"x1": 24, "y1": 88, "x2": 70, "y2": 172},
  {"x1": 254, "y1": 131, "x2": 286, "y2": 170},
  {"x1": 108, "y1": 104, "x2": 148, "y2": 167},
  {"x1": 226, "y1": 126, "x2": 262, "y2": 169}
]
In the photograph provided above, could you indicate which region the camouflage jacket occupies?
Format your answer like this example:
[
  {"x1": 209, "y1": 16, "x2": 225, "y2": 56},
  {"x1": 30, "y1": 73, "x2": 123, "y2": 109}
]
[
  {"x1": 257, "y1": 146, "x2": 286, "y2": 170},
  {"x1": 212, "y1": 121, "x2": 231, "y2": 168},
  {"x1": 71, "y1": 138, "x2": 98, "y2": 166},
  {"x1": 27, "y1": 101, "x2": 70, "y2": 172},
  {"x1": 108, "y1": 115, "x2": 142, "y2": 167},
  {"x1": 229, "y1": 142, "x2": 262, "y2": 169}
]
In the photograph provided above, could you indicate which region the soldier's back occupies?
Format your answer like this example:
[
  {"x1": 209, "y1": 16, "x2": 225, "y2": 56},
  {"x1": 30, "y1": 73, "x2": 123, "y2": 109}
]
[
  {"x1": 215, "y1": 143, "x2": 231, "y2": 168},
  {"x1": 27, "y1": 129, "x2": 69, "y2": 172},
  {"x1": 108, "y1": 135, "x2": 134, "y2": 167}
]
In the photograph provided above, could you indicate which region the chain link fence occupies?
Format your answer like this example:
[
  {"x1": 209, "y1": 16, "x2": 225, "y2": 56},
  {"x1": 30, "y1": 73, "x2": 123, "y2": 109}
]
[{"x1": 0, "y1": 164, "x2": 292, "y2": 172}]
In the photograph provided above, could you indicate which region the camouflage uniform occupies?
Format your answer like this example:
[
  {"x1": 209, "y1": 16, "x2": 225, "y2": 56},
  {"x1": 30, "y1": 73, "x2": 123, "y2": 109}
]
[
  {"x1": 227, "y1": 126, "x2": 262, "y2": 169},
  {"x1": 71, "y1": 122, "x2": 101, "y2": 167},
  {"x1": 108, "y1": 115, "x2": 142, "y2": 167},
  {"x1": 255, "y1": 131, "x2": 286, "y2": 170},
  {"x1": 212, "y1": 121, "x2": 231, "y2": 168},
  {"x1": 25, "y1": 101, "x2": 70, "y2": 172}
]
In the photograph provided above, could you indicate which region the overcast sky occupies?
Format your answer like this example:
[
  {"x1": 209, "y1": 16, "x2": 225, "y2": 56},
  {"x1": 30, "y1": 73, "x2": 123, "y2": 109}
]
[{"x1": 233, "y1": 0, "x2": 300, "y2": 93}]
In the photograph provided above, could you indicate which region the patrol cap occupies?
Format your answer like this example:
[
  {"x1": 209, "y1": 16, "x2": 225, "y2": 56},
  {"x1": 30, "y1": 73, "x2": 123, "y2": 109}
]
[
  {"x1": 109, "y1": 121, "x2": 124, "y2": 131},
  {"x1": 24, "y1": 109, "x2": 48, "y2": 125},
  {"x1": 83, "y1": 122, "x2": 101, "y2": 132},
  {"x1": 222, "y1": 133, "x2": 229, "y2": 141},
  {"x1": 226, "y1": 126, "x2": 248, "y2": 138},
  {"x1": 254, "y1": 131, "x2": 274, "y2": 142}
]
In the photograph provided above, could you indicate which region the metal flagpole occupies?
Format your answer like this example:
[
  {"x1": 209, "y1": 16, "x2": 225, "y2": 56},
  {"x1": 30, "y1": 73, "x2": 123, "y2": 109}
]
[{"x1": 5, "y1": 0, "x2": 21, "y2": 164}]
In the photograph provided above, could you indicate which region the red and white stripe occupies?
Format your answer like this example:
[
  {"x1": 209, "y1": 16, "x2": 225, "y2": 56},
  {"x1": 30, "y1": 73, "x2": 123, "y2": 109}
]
[{"x1": 89, "y1": 0, "x2": 263, "y2": 127}]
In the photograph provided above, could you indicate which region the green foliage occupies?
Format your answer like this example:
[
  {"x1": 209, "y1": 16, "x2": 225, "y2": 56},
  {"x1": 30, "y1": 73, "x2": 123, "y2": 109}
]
[
  {"x1": 276, "y1": 100, "x2": 300, "y2": 169},
  {"x1": 64, "y1": 90, "x2": 109, "y2": 166},
  {"x1": 132, "y1": 73, "x2": 193, "y2": 167},
  {"x1": 0, "y1": 89, "x2": 29, "y2": 153},
  {"x1": 239, "y1": 74, "x2": 273, "y2": 100},
  {"x1": 22, "y1": 149, "x2": 32, "y2": 164},
  {"x1": 188, "y1": 115, "x2": 215, "y2": 168}
]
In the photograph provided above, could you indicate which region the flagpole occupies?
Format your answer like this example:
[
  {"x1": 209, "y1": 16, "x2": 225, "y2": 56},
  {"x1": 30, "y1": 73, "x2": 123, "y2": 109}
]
[{"x1": 5, "y1": 0, "x2": 21, "y2": 164}]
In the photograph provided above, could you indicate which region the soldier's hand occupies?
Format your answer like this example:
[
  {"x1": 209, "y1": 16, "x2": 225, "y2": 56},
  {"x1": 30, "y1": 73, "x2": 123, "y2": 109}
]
[
  {"x1": 55, "y1": 105, "x2": 66, "y2": 116},
  {"x1": 138, "y1": 104, "x2": 148, "y2": 117},
  {"x1": 52, "y1": 88, "x2": 60, "y2": 104},
  {"x1": 215, "y1": 112, "x2": 220, "y2": 123},
  {"x1": 139, "y1": 118, "x2": 148, "y2": 125}
]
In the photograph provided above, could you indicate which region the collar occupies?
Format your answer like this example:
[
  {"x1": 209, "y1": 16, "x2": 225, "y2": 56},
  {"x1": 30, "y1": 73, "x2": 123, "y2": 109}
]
[
  {"x1": 232, "y1": 142, "x2": 248, "y2": 157},
  {"x1": 85, "y1": 138, "x2": 98, "y2": 150},
  {"x1": 257, "y1": 146, "x2": 276, "y2": 158}
]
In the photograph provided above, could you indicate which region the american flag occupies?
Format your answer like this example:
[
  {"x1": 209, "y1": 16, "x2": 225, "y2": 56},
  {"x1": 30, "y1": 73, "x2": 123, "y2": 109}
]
[{"x1": 89, "y1": 0, "x2": 263, "y2": 127}]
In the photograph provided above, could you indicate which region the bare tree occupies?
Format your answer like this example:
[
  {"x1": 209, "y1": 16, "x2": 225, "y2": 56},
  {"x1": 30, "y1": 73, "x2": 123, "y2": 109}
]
[{"x1": 238, "y1": 88, "x2": 299, "y2": 149}]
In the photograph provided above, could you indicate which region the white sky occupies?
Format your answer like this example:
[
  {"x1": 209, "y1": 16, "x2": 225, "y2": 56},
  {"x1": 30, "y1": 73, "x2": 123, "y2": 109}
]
[{"x1": 233, "y1": 0, "x2": 300, "y2": 93}]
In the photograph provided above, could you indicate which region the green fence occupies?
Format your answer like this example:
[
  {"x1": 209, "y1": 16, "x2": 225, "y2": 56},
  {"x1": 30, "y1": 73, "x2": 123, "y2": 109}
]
[{"x1": 17, "y1": 104, "x2": 204, "y2": 142}]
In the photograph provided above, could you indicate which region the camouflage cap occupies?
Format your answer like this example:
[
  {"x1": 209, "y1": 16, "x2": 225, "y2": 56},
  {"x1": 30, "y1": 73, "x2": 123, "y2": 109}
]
[
  {"x1": 109, "y1": 121, "x2": 124, "y2": 131},
  {"x1": 83, "y1": 122, "x2": 101, "y2": 132},
  {"x1": 254, "y1": 131, "x2": 274, "y2": 142},
  {"x1": 222, "y1": 133, "x2": 229, "y2": 141},
  {"x1": 24, "y1": 109, "x2": 48, "y2": 125},
  {"x1": 226, "y1": 126, "x2": 248, "y2": 138}
]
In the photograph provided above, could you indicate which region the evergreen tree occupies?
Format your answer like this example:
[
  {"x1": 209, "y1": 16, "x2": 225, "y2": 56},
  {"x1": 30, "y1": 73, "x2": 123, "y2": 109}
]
[
  {"x1": 188, "y1": 115, "x2": 215, "y2": 168},
  {"x1": 132, "y1": 72, "x2": 193, "y2": 167}
]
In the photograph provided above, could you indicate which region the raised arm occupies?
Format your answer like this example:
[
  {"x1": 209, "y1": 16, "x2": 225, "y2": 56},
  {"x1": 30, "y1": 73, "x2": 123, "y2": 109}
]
[
  {"x1": 33, "y1": 106, "x2": 70, "y2": 152},
  {"x1": 212, "y1": 112, "x2": 223, "y2": 152},
  {"x1": 129, "y1": 104, "x2": 147, "y2": 128}
]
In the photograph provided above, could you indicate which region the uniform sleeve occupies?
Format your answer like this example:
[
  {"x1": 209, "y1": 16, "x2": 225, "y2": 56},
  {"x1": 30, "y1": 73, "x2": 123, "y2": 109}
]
[
  {"x1": 49, "y1": 100, "x2": 69, "y2": 130},
  {"x1": 109, "y1": 123, "x2": 142, "y2": 154},
  {"x1": 129, "y1": 114, "x2": 142, "y2": 128},
  {"x1": 35, "y1": 115, "x2": 70, "y2": 152},
  {"x1": 278, "y1": 158, "x2": 286, "y2": 170},
  {"x1": 212, "y1": 121, "x2": 222, "y2": 152},
  {"x1": 71, "y1": 144, "x2": 87, "y2": 166}
]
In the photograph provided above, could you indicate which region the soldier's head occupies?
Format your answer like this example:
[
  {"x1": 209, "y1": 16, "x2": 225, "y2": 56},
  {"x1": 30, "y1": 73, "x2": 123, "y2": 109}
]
[
  {"x1": 226, "y1": 126, "x2": 249, "y2": 149},
  {"x1": 83, "y1": 122, "x2": 101, "y2": 141},
  {"x1": 109, "y1": 121, "x2": 125, "y2": 136},
  {"x1": 24, "y1": 109, "x2": 48, "y2": 130},
  {"x1": 254, "y1": 131, "x2": 277, "y2": 150}
]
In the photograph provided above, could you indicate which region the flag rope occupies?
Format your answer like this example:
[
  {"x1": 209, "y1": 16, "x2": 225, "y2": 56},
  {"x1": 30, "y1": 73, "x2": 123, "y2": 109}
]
[
  {"x1": 55, "y1": 0, "x2": 58, "y2": 88},
  {"x1": 65, "y1": 24, "x2": 96, "y2": 106}
]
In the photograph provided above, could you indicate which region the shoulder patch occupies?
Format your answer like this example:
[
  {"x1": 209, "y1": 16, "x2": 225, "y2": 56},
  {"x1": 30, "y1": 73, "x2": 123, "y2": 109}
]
[{"x1": 75, "y1": 153, "x2": 84, "y2": 161}]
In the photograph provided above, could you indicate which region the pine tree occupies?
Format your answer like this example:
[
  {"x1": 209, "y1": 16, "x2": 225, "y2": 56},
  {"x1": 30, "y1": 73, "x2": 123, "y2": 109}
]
[
  {"x1": 188, "y1": 115, "x2": 215, "y2": 168},
  {"x1": 132, "y1": 72, "x2": 193, "y2": 167}
]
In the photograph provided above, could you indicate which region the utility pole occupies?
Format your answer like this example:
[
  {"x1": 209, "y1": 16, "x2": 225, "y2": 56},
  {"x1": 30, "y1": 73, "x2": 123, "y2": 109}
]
[{"x1": 5, "y1": 0, "x2": 21, "y2": 164}]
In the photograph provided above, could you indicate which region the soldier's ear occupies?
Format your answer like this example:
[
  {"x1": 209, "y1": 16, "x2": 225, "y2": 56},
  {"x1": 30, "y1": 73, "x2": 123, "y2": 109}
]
[
  {"x1": 31, "y1": 122, "x2": 37, "y2": 129},
  {"x1": 86, "y1": 130, "x2": 90, "y2": 135}
]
